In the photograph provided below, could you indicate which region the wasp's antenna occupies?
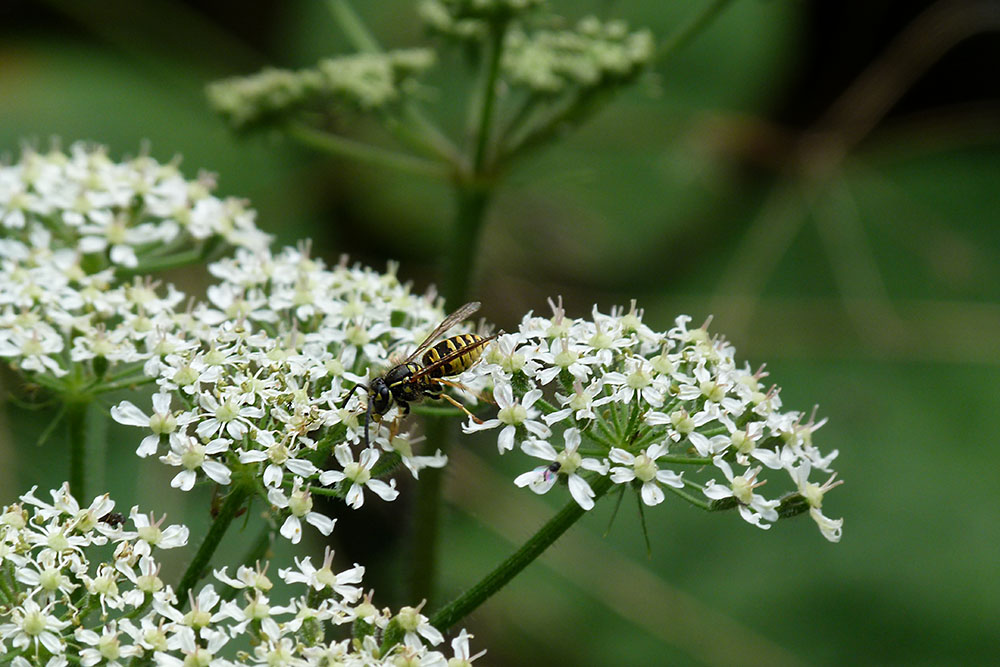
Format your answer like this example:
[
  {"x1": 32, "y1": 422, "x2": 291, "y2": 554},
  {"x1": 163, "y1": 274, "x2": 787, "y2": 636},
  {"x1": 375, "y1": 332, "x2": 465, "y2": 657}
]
[
  {"x1": 364, "y1": 395, "x2": 375, "y2": 449},
  {"x1": 340, "y1": 384, "x2": 368, "y2": 410},
  {"x1": 341, "y1": 383, "x2": 376, "y2": 448}
]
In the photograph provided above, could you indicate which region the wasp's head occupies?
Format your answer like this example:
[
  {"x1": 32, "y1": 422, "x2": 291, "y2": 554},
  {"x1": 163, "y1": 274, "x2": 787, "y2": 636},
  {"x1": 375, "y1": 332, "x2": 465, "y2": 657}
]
[{"x1": 369, "y1": 376, "x2": 392, "y2": 416}]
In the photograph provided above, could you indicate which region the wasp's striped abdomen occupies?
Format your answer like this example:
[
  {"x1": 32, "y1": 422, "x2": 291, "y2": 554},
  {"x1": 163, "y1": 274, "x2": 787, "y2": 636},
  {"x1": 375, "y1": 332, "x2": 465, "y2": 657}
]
[{"x1": 422, "y1": 333, "x2": 487, "y2": 379}]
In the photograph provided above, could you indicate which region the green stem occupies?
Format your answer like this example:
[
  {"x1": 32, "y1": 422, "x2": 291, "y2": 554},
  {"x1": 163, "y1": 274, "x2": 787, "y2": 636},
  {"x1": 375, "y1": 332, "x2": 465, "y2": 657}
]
[
  {"x1": 410, "y1": 404, "x2": 465, "y2": 418},
  {"x1": 667, "y1": 484, "x2": 712, "y2": 511},
  {"x1": 405, "y1": 5, "x2": 508, "y2": 613},
  {"x1": 469, "y1": 20, "x2": 507, "y2": 174},
  {"x1": 326, "y1": 0, "x2": 380, "y2": 53},
  {"x1": 430, "y1": 475, "x2": 614, "y2": 631},
  {"x1": 534, "y1": 397, "x2": 558, "y2": 414},
  {"x1": 655, "y1": 0, "x2": 737, "y2": 65},
  {"x1": 175, "y1": 484, "x2": 253, "y2": 607},
  {"x1": 443, "y1": 185, "x2": 491, "y2": 308},
  {"x1": 595, "y1": 417, "x2": 618, "y2": 448},
  {"x1": 325, "y1": 0, "x2": 462, "y2": 165},
  {"x1": 407, "y1": 416, "x2": 448, "y2": 603},
  {"x1": 116, "y1": 248, "x2": 205, "y2": 279},
  {"x1": 0, "y1": 563, "x2": 17, "y2": 604},
  {"x1": 66, "y1": 398, "x2": 90, "y2": 502},
  {"x1": 306, "y1": 484, "x2": 346, "y2": 499},
  {"x1": 93, "y1": 376, "x2": 157, "y2": 395},
  {"x1": 502, "y1": 0, "x2": 737, "y2": 165},
  {"x1": 581, "y1": 427, "x2": 615, "y2": 451},
  {"x1": 287, "y1": 122, "x2": 450, "y2": 179},
  {"x1": 659, "y1": 455, "x2": 712, "y2": 465}
]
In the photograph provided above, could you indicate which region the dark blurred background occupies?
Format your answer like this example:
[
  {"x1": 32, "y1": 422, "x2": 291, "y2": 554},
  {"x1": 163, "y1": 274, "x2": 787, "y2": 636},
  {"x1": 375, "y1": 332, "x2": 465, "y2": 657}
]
[{"x1": 2, "y1": 1, "x2": 999, "y2": 664}]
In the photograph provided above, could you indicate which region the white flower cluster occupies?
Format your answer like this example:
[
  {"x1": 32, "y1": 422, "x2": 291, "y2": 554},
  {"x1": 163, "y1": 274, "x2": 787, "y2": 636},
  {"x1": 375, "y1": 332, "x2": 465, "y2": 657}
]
[
  {"x1": 207, "y1": 50, "x2": 436, "y2": 131},
  {"x1": 466, "y1": 299, "x2": 844, "y2": 541},
  {"x1": 0, "y1": 143, "x2": 270, "y2": 269},
  {"x1": 0, "y1": 143, "x2": 269, "y2": 383},
  {"x1": 0, "y1": 241, "x2": 185, "y2": 382},
  {"x1": 113, "y1": 246, "x2": 480, "y2": 543},
  {"x1": 502, "y1": 17, "x2": 654, "y2": 94},
  {"x1": 0, "y1": 484, "x2": 483, "y2": 666}
]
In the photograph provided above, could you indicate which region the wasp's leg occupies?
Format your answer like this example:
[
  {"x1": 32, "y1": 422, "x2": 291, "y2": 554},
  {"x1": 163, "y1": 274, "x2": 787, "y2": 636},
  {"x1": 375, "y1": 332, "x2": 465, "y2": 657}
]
[
  {"x1": 437, "y1": 392, "x2": 485, "y2": 424},
  {"x1": 434, "y1": 378, "x2": 496, "y2": 405},
  {"x1": 387, "y1": 415, "x2": 403, "y2": 441},
  {"x1": 381, "y1": 400, "x2": 411, "y2": 442}
]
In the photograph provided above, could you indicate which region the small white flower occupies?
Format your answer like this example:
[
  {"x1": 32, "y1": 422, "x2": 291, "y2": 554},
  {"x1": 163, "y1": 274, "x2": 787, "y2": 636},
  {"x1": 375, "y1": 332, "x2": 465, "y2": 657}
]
[
  {"x1": 514, "y1": 428, "x2": 607, "y2": 510},
  {"x1": 318, "y1": 444, "x2": 399, "y2": 509},
  {"x1": 396, "y1": 602, "x2": 443, "y2": 650},
  {"x1": 75, "y1": 621, "x2": 142, "y2": 666},
  {"x1": 194, "y1": 390, "x2": 264, "y2": 441},
  {"x1": 278, "y1": 547, "x2": 364, "y2": 603},
  {"x1": 111, "y1": 393, "x2": 182, "y2": 457},
  {"x1": 463, "y1": 383, "x2": 550, "y2": 453},
  {"x1": 0, "y1": 598, "x2": 70, "y2": 656},
  {"x1": 602, "y1": 356, "x2": 665, "y2": 407},
  {"x1": 267, "y1": 478, "x2": 336, "y2": 544},
  {"x1": 129, "y1": 509, "x2": 189, "y2": 555},
  {"x1": 703, "y1": 458, "x2": 779, "y2": 529},
  {"x1": 158, "y1": 434, "x2": 232, "y2": 491},
  {"x1": 609, "y1": 443, "x2": 684, "y2": 506},
  {"x1": 788, "y1": 461, "x2": 844, "y2": 542},
  {"x1": 544, "y1": 378, "x2": 613, "y2": 425}
]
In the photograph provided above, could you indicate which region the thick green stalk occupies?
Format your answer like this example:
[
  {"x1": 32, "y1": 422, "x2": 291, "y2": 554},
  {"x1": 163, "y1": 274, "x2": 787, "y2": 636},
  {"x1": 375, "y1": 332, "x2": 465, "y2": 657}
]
[
  {"x1": 443, "y1": 185, "x2": 491, "y2": 307},
  {"x1": 470, "y1": 20, "x2": 507, "y2": 173},
  {"x1": 66, "y1": 398, "x2": 90, "y2": 502},
  {"x1": 407, "y1": 184, "x2": 490, "y2": 603},
  {"x1": 430, "y1": 475, "x2": 614, "y2": 631},
  {"x1": 406, "y1": 415, "x2": 448, "y2": 603},
  {"x1": 175, "y1": 483, "x2": 253, "y2": 607}
]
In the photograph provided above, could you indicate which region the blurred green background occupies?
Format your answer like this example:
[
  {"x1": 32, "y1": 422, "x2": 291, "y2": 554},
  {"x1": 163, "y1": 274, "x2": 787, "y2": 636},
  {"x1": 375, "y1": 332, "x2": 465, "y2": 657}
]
[{"x1": 2, "y1": 0, "x2": 999, "y2": 664}]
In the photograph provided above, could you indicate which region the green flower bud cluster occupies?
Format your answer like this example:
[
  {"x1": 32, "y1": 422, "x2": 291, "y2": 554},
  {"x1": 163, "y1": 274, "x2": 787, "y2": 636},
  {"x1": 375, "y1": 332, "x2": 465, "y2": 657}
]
[
  {"x1": 502, "y1": 16, "x2": 654, "y2": 94},
  {"x1": 207, "y1": 49, "x2": 435, "y2": 131}
]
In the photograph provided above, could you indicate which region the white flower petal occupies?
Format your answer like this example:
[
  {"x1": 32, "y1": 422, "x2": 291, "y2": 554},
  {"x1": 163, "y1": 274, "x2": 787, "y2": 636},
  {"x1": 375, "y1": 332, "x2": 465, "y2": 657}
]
[
  {"x1": 568, "y1": 474, "x2": 595, "y2": 510},
  {"x1": 305, "y1": 512, "x2": 336, "y2": 536},
  {"x1": 111, "y1": 401, "x2": 148, "y2": 427},
  {"x1": 201, "y1": 460, "x2": 232, "y2": 485},
  {"x1": 366, "y1": 479, "x2": 399, "y2": 502},
  {"x1": 640, "y1": 481, "x2": 664, "y2": 506}
]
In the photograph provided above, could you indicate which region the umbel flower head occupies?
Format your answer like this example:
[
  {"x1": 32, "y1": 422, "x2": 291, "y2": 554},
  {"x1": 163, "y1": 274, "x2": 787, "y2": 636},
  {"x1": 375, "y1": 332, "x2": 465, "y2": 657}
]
[
  {"x1": 502, "y1": 17, "x2": 654, "y2": 94},
  {"x1": 0, "y1": 484, "x2": 483, "y2": 665},
  {"x1": 114, "y1": 245, "x2": 483, "y2": 543},
  {"x1": 0, "y1": 142, "x2": 270, "y2": 269},
  {"x1": 467, "y1": 299, "x2": 844, "y2": 542},
  {"x1": 0, "y1": 142, "x2": 269, "y2": 384}
]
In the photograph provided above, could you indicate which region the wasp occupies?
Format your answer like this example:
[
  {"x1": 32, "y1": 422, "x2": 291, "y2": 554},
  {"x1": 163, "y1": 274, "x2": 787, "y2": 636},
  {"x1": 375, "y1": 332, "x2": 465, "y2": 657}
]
[{"x1": 342, "y1": 301, "x2": 496, "y2": 447}]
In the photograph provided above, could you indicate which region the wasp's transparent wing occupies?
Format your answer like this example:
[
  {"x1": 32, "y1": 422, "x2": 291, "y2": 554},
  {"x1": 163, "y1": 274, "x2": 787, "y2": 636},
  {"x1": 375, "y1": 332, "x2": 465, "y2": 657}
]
[
  {"x1": 407, "y1": 333, "x2": 497, "y2": 382},
  {"x1": 399, "y1": 301, "x2": 481, "y2": 364}
]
